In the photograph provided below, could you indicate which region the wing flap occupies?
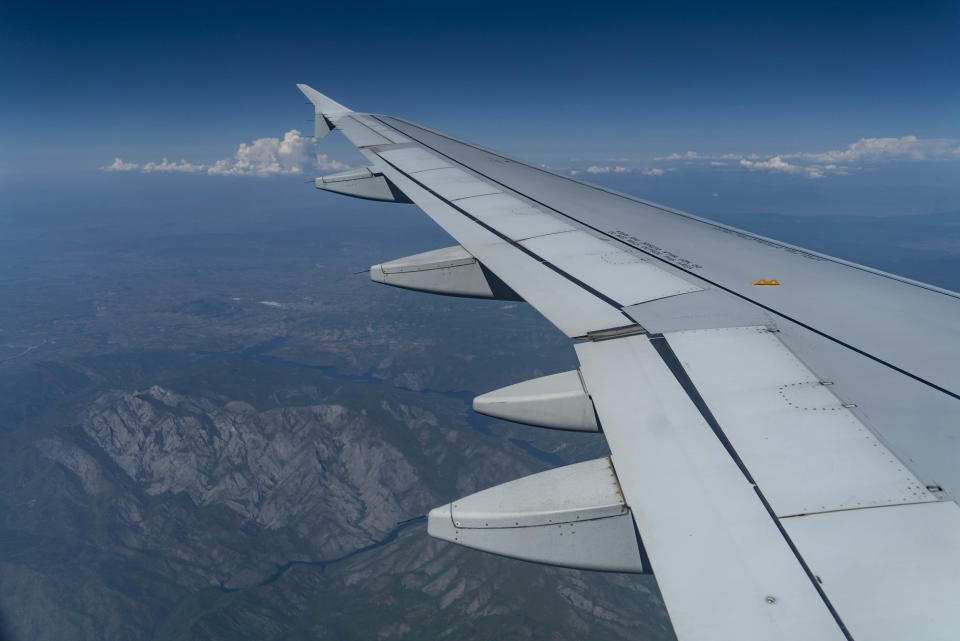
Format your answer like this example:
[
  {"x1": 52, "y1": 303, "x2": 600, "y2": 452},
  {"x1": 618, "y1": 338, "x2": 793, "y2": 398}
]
[
  {"x1": 665, "y1": 326, "x2": 936, "y2": 517},
  {"x1": 520, "y1": 230, "x2": 701, "y2": 307},
  {"x1": 374, "y1": 141, "x2": 703, "y2": 309},
  {"x1": 414, "y1": 166, "x2": 503, "y2": 201},
  {"x1": 378, "y1": 147, "x2": 453, "y2": 173},
  {"x1": 375, "y1": 159, "x2": 632, "y2": 336},
  {"x1": 576, "y1": 335, "x2": 848, "y2": 641},
  {"x1": 456, "y1": 192, "x2": 574, "y2": 241},
  {"x1": 372, "y1": 142, "x2": 706, "y2": 335}
]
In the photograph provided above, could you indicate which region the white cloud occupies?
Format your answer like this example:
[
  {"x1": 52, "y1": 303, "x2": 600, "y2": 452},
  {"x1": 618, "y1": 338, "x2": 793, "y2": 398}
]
[
  {"x1": 657, "y1": 151, "x2": 701, "y2": 161},
  {"x1": 142, "y1": 158, "x2": 206, "y2": 173},
  {"x1": 822, "y1": 163, "x2": 849, "y2": 176},
  {"x1": 739, "y1": 155, "x2": 829, "y2": 178},
  {"x1": 644, "y1": 135, "x2": 957, "y2": 180},
  {"x1": 101, "y1": 129, "x2": 352, "y2": 177},
  {"x1": 102, "y1": 157, "x2": 139, "y2": 172},
  {"x1": 787, "y1": 135, "x2": 959, "y2": 164},
  {"x1": 739, "y1": 155, "x2": 802, "y2": 174},
  {"x1": 316, "y1": 154, "x2": 349, "y2": 172},
  {"x1": 208, "y1": 129, "x2": 315, "y2": 176},
  {"x1": 585, "y1": 165, "x2": 668, "y2": 176},
  {"x1": 572, "y1": 133, "x2": 958, "y2": 181}
]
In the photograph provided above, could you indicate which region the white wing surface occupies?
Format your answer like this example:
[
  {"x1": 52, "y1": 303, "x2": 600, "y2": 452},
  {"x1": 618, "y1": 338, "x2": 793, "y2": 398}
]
[{"x1": 297, "y1": 85, "x2": 960, "y2": 641}]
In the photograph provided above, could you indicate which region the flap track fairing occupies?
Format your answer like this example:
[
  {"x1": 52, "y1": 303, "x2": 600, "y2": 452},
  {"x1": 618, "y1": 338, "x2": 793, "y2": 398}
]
[
  {"x1": 316, "y1": 167, "x2": 412, "y2": 203},
  {"x1": 370, "y1": 245, "x2": 522, "y2": 300},
  {"x1": 427, "y1": 458, "x2": 646, "y2": 573},
  {"x1": 473, "y1": 370, "x2": 600, "y2": 432}
]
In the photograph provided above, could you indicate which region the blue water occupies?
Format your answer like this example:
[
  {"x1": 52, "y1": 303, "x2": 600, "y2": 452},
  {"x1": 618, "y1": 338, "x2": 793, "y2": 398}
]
[
  {"x1": 260, "y1": 517, "x2": 426, "y2": 588},
  {"x1": 214, "y1": 518, "x2": 427, "y2": 591},
  {"x1": 508, "y1": 438, "x2": 567, "y2": 466}
]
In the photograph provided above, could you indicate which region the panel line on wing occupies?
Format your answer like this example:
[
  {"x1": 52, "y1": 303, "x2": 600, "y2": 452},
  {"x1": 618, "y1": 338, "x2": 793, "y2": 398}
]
[
  {"x1": 576, "y1": 335, "x2": 852, "y2": 640},
  {"x1": 374, "y1": 153, "x2": 630, "y2": 312},
  {"x1": 450, "y1": 192, "x2": 502, "y2": 202},
  {"x1": 375, "y1": 153, "x2": 701, "y2": 315},
  {"x1": 648, "y1": 334, "x2": 756, "y2": 483},
  {"x1": 408, "y1": 167, "x2": 451, "y2": 175},
  {"x1": 646, "y1": 333, "x2": 856, "y2": 641},
  {"x1": 369, "y1": 155, "x2": 634, "y2": 336},
  {"x1": 752, "y1": 484, "x2": 856, "y2": 641},
  {"x1": 778, "y1": 499, "x2": 942, "y2": 520}
]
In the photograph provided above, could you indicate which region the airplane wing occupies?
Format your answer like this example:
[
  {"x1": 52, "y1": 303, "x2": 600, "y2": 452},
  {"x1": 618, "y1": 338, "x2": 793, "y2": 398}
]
[{"x1": 297, "y1": 84, "x2": 960, "y2": 641}]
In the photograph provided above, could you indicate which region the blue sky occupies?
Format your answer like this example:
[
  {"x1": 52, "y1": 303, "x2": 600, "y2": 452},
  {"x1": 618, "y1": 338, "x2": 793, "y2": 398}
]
[{"x1": 2, "y1": 0, "x2": 958, "y2": 216}]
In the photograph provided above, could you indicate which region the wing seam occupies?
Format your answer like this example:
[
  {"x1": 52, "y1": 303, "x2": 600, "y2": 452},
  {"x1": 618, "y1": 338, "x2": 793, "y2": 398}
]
[
  {"x1": 374, "y1": 154, "x2": 632, "y2": 314},
  {"x1": 648, "y1": 333, "x2": 856, "y2": 641}
]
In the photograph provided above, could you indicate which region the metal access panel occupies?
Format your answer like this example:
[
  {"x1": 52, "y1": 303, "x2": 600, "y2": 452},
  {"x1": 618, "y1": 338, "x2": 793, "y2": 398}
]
[{"x1": 427, "y1": 458, "x2": 646, "y2": 573}]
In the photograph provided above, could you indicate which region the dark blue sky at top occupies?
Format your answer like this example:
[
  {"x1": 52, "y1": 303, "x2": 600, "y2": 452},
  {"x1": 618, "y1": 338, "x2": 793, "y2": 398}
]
[{"x1": 1, "y1": 0, "x2": 958, "y2": 217}]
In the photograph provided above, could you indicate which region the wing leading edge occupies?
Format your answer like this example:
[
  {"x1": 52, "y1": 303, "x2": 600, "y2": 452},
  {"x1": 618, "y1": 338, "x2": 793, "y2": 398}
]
[{"x1": 296, "y1": 84, "x2": 960, "y2": 641}]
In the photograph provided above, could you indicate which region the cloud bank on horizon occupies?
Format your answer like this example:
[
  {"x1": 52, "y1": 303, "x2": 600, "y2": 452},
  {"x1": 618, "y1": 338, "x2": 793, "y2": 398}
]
[
  {"x1": 571, "y1": 135, "x2": 960, "y2": 179},
  {"x1": 102, "y1": 130, "x2": 350, "y2": 176},
  {"x1": 103, "y1": 132, "x2": 959, "y2": 182}
]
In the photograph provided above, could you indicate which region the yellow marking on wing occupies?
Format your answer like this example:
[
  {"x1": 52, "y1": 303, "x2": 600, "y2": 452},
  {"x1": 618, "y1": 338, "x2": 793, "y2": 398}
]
[{"x1": 752, "y1": 279, "x2": 781, "y2": 286}]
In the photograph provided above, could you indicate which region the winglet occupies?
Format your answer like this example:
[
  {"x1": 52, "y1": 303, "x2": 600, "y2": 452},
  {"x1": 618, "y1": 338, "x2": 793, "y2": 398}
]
[{"x1": 297, "y1": 84, "x2": 352, "y2": 139}]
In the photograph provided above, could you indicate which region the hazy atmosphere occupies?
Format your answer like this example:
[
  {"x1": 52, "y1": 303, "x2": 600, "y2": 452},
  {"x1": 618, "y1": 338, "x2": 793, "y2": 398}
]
[{"x1": 1, "y1": 1, "x2": 958, "y2": 640}]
